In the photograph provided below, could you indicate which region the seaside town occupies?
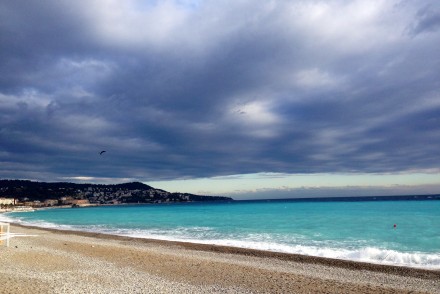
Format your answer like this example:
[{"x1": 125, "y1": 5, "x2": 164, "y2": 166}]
[{"x1": 0, "y1": 180, "x2": 232, "y2": 212}]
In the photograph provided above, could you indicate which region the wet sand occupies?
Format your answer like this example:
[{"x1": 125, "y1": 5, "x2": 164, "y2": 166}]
[{"x1": 0, "y1": 224, "x2": 439, "y2": 293}]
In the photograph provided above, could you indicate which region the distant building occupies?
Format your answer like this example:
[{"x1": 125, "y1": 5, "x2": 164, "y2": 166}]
[
  {"x1": 44, "y1": 199, "x2": 59, "y2": 206},
  {"x1": 0, "y1": 198, "x2": 15, "y2": 205},
  {"x1": 70, "y1": 199, "x2": 90, "y2": 206},
  {"x1": 60, "y1": 196, "x2": 74, "y2": 205},
  {"x1": 23, "y1": 201, "x2": 43, "y2": 207}
]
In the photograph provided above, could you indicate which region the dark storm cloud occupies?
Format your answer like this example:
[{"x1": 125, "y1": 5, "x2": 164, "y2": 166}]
[
  {"x1": 410, "y1": 5, "x2": 440, "y2": 35},
  {"x1": 1, "y1": 0, "x2": 440, "y2": 182}
]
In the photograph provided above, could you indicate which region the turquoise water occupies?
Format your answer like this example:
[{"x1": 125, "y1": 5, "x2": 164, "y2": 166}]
[{"x1": 2, "y1": 199, "x2": 440, "y2": 269}]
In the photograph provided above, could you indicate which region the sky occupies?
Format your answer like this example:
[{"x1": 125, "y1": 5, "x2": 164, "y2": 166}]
[{"x1": 1, "y1": 0, "x2": 440, "y2": 200}]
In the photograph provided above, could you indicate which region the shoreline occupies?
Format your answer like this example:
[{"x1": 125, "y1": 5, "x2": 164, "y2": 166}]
[
  {"x1": 0, "y1": 224, "x2": 438, "y2": 293},
  {"x1": 11, "y1": 223, "x2": 440, "y2": 278},
  {"x1": 2, "y1": 215, "x2": 439, "y2": 271}
]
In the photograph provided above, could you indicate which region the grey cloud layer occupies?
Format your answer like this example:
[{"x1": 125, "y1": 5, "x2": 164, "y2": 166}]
[{"x1": 1, "y1": 0, "x2": 439, "y2": 182}]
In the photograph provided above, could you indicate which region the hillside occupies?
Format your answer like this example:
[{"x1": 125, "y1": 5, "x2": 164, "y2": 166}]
[{"x1": 0, "y1": 180, "x2": 232, "y2": 205}]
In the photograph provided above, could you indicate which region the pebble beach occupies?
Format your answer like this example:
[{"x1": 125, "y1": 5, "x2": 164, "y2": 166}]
[{"x1": 0, "y1": 224, "x2": 439, "y2": 294}]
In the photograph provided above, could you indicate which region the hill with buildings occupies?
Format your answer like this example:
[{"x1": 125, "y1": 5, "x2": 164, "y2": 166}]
[{"x1": 0, "y1": 180, "x2": 232, "y2": 207}]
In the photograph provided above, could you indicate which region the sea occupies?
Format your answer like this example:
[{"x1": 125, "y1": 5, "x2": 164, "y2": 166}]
[{"x1": 1, "y1": 196, "x2": 439, "y2": 269}]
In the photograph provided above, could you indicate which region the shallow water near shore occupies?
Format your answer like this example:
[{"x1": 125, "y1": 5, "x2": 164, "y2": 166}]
[{"x1": 2, "y1": 198, "x2": 440, "y2": 269}]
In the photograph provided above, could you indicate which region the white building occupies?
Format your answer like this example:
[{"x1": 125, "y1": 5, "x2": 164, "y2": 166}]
[{"x1": 0, "y1": 198, "x2": 15, "y2": 205}]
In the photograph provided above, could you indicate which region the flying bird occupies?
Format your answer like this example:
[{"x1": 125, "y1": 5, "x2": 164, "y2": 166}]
[{"x1": 99, "y1": 151, "x2": 106, "y2": 155}]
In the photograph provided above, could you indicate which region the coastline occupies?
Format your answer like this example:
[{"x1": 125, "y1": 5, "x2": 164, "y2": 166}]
[
  {"x1": 2, "y1": 201, "x2": 440, "y2": 271},
  {"x1": 1, "y1": 224, "x2": 439, "y2": 293}
]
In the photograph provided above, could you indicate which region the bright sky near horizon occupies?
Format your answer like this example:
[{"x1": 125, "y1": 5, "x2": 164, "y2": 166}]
[
  {"x1": 1, "y1": 0, "x2": 440, "y2": 199},
  {"x1": 149, "y1": 172, "x2": 440, "y2": 200}
]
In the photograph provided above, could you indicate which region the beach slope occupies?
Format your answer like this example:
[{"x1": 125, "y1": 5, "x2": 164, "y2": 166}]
[{"x1": 0, "y1": 225, "x2": 439, "y2": 293}]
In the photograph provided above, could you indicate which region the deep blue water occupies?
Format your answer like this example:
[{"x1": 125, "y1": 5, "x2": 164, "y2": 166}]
[{"x1": 2, "y1": 198, "x2": 439, "y2": 269}]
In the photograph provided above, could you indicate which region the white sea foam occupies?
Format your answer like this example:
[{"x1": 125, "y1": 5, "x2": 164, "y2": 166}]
[
  {"x1": 111, "y1": 229, "x2": 440, "y2": 269},
  {"x1": 2, "y1": 213, "x2": 79, "y2": 231},
  {"x1": 170, "y1": 239, "x2": 440, "y2": 270},
  {"x1": 0, "y1": 214, "x2": 15, "y2": 223}
]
